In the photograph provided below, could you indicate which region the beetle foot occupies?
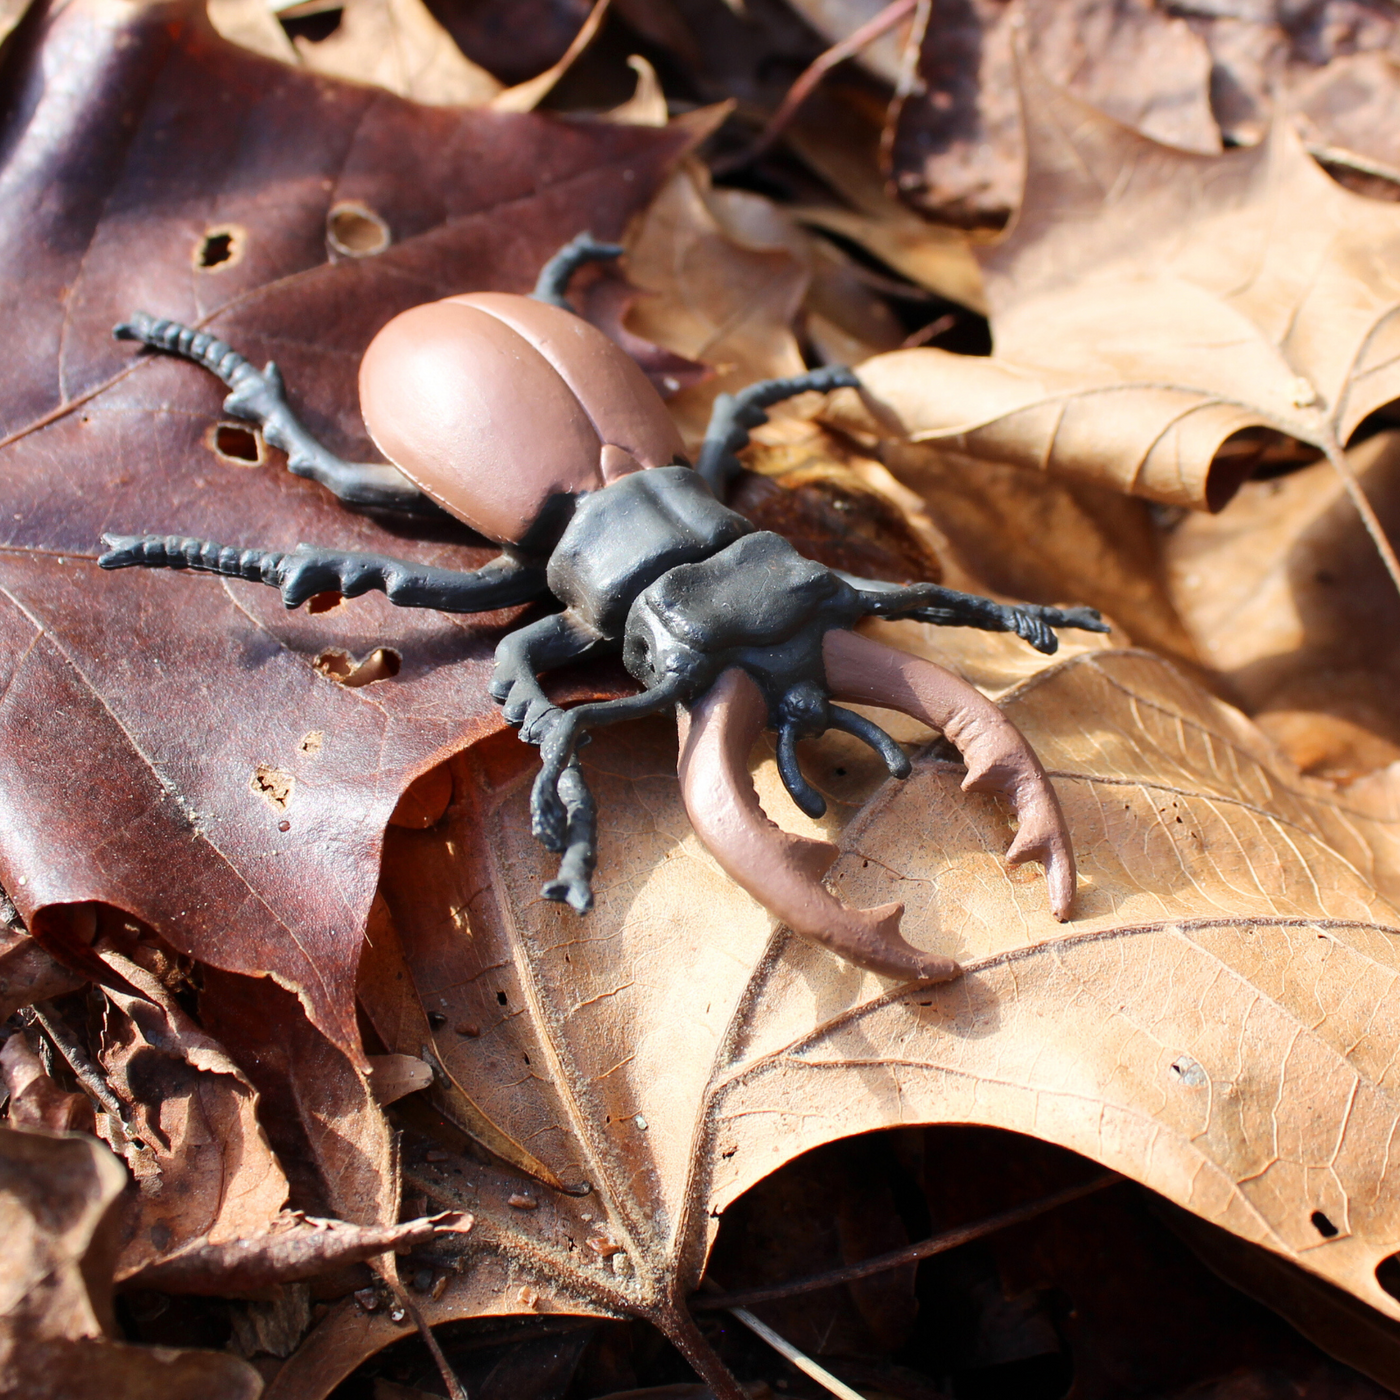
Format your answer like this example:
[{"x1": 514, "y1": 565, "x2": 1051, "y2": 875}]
[
  {"x1": 539, "y1": 758, "x2": 598, "y2": 912},
  {"x1": 999, "y1": 602, "x2": 1108, "y2": 654}
]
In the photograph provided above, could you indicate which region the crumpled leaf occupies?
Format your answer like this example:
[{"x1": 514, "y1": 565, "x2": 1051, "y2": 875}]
[
  {"x1": 838, "y1": 55, "x2": 1400, "y2": 512},
  {"x1": 0, "y1": 0, "x2": 701, "y2": 1057},
  {"x1": 273, "y1": 621, "x2": 1400, "y2": 1391},
  {"x1": 1, "y1": 1032, "x2": 94, "y2": 1134},
  {"x1": 0, "y1": 1125, "x2": 261, "y2": 1398},
  {"x1": 91, "y1": 948, "x2": 289, "y2": 1281}
]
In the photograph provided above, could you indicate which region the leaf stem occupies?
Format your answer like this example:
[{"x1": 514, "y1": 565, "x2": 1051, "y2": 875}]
[{"x1": 1322, "y1": 437, "x2": 1400, "y2": 600}]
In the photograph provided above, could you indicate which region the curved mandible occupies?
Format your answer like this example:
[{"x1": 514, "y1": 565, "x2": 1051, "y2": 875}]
[
  {"x1": 822, "y1": 629, "x2": 1076, "y2": 920},
  {"x1": 677, "y1": 668, "x2": 960, "y2": 982}
]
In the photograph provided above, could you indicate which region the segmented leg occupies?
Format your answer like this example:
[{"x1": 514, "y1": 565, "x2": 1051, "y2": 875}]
[
  {"x1": 114, "y1": 313, "x2": 434, "y2": 514},
  {"x1": 677, "y1": 667, "x2": 959, "y2": 982},
  {"x1": 541, "y1": 758, "x2": 597, "y2": 913},
  {"x1": 531, "y1": 232, "x2": 624, "y2": 314},
  {"x1": 845, "y1": 574, "x2": 1108, "y2": 655},
  {"x1": 695, "y1": 366, "x2": 861, "y2": 499},
  {"x1": 528, "y1": 674, "x2": 691, "y2": 913},
  {"x1": 822, "y1": 629, "x2": 1077, "y2": 920},
  {"x1": 489, "y1": 611, "x2": 605, "y2": 744},
  {"x1": 99, "y1": 534, "x2": 548, "y2": 612}
]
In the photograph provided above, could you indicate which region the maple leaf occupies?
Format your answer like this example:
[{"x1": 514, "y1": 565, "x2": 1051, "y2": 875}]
[
  {"x1": 839, "y1": 52, "x2": 1400, "y2": 548},
  {"x1": 0, "y1": 0, "x2": 701, "y2": 1057}
]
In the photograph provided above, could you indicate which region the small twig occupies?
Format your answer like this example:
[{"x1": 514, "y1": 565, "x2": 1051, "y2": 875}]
[
  {"x1": 1321, "y1": 437, "x2": 1400, "y2": 601},
  {"x1": 901, "y1": 311, "x2": 956, "y2": 348},
  {"x1": 713, "y1": 0, "x2": 917, "y2": 176},
  {"x1": 388, "y1": 1275, "x2": 469, "y2": 1400},
  {"x1": 728, "y1": 1307, "x2": 866, "y2": 1400},
  {"x1": 879, "y1": 0, "x2": 932, "y2": 180},
  {"x1": 695, "y1": 1172, "x2": 1120, "y2": 1311},
  {"x1": 24, "y1": 1001, "x2": 144, "y2": 1146}
]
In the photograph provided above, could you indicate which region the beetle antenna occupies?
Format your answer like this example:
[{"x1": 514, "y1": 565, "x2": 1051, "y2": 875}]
[
  {"x1": 776, "y1": 722, "x2": 828, "y2": 820},
  {"x1": 532, "y1": 232, "x2": 625, "y2": 314},
  {"x1": 825, "y1": 706, "x2": 913, "y2": 781}
]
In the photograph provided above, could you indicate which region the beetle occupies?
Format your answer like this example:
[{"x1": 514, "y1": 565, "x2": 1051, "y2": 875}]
[{"x1": 100, "y1": 234, "x2": 1106, "y2": 983}]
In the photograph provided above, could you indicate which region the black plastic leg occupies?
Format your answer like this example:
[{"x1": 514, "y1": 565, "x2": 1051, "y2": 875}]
[
  {"x1": 489, "y1": 610, "x2": 606, "y2": 745},
  {"x1": 98, "y1": 534, "x2": 548, "y2": 613},
  {"x1": 114, "y1": 313, "x2": 437, "y2": 515},
  {"x1": 695, "y1": 366, "x2": 861, "y2": 499},
  {"x1": 845, "y1": 575, "x2": 1108, "y2": 655}
]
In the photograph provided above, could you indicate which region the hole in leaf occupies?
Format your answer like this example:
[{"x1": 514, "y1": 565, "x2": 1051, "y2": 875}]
[
  {"x1": 313, "y1": 646, "x2": 401, "y2": 687},
  {"x1": 1377, "y1": 1253, "x2": 1400, "y2": 1300},
  {"x1": 306, "y1": 591, "x2": 343, "y2": 615},
  {"x1": 250, "y1": 765, "x2": 294, "y2": 810},
  {"x1": 194, "y1": 225, "x2": 245, "y2": 271},
  {"x1": 206, "y1": 422, "x2": 263, "y2": 465},
  {"x1": 280, "y1": 5, "x2": 343, "y2": 43},
  {"x1": 497, "y1": 990, "x2": 508, "y2": 1006},
  {"x1": 327, "y1": 201, "x2": 390, "y2": 258},
  {"x1": 1311, "y1": 1210, "x2": 1339, "y2": 1238}
]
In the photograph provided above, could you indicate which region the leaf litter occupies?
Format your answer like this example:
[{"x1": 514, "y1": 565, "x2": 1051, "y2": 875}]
[{"x1": 9, "y1": 0, "x2": 1400, "y2": 1396}]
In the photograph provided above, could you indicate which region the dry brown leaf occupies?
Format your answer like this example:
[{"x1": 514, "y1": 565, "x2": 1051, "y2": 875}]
[
  {"x1": 873, "y1": 435, "x2": 1207, "y2": 678},
  {"x1": 840, "y1": 56, "x2": 1400, "y2": 515},
  {"x1": 0, "y1": 898, "x2": 83, "y2": 1020},
  {"x1": 879, "y1": 0, "x2": 1219, "y2": 227},
  {"x1": 1166, "y1": 430, "x2": 1400, "y2": 782},
  {"x1": 272, "y1": 621, "x2": 1400, "y2": 1392},
  {"x1": 93, "y1": 949, "x2": 290, "y2": 1281},
  {"x1": 0, "y1": 1033, "x2": 94, "y2": 1134},
  {"x1": 127, "y1": 1209, "x2": 453, "y2": 1295},
  {"x1": 783, "y1": 98, "x2": 987, "y2": 313},
  {"x1": 0, "y1": 1125, "x2": 262, "y2": 1397}
]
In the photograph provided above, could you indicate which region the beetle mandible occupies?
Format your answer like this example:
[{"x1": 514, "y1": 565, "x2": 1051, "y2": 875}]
[{"x1": 100, "y1": 234, "x2": 1107, "y2": 983}]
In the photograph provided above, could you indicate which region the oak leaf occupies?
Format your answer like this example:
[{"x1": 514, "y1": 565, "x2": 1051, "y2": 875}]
[
  {"x1": 269, "y1": 622, "x2": 1400, "y2": 1395},
  {"x1": 838, "y1": 56, "x2": 1400, "y2": 515}
]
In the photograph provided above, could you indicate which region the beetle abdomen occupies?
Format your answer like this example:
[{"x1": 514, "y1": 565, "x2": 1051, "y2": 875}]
[{"x1": 358, "y1": 293, "x2": 685, "y2": 544}]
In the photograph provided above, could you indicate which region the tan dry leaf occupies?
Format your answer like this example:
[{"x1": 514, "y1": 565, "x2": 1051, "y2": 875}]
[
  {"x1": 290, "y1": 0, "x2": 502, "y2": 105},
  {"x1": 0, "y1": 1126, "x2": 261, "y2": 1397},
  {"x1": 94, "y1": 950, "x2": 290, "y2": 1280},
  {"x1": 840, "y1": 56, "x2": 1400, "y2": 514},
  {"x1": 624, "y1": 162, "x2": 810, "y2": 444},
  {"x1": 278, "y1": 628, "x2": 1400, "y2": 1393},
  {"x1": 1166, "y1": 430, "x2": 1400, "y2": 782}
]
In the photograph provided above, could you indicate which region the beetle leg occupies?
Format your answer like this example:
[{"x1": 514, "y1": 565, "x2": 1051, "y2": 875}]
[
  {"x1": 677, "y1": 668, "x2": 959, "y2": 982},
  {"x1": 842, "y1": 575, "x2": 1109, "y2": 655},
  {"x1": 539, "y1": 757, "x2": 598, "y2": 913},
  {"x1": 490, "y1": 611, "x2": 606, "y2": 745},
  {"x1": 99, "y1": 534, "x2": 548, "y2": 613},
  {"x1": 530, "y1": 676, "x2": 690, "y2": 855},
  {"x1": 114, "y1": 313, "x2": 435, "y2": 514},
  {"x1": 530, "y1": 232, "x2": 624, "y2": 314},
  {"x1": 695, "y1": 366, "x2": 861, "y2": 499},
  {"x1": 822, "y1": 628, "x2": 1077, "y2": 920}
]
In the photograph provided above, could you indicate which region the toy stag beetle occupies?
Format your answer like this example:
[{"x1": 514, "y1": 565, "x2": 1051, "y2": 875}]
[{"x1": 101, "y1": 234, "x2": 1106, "y2": 983}]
